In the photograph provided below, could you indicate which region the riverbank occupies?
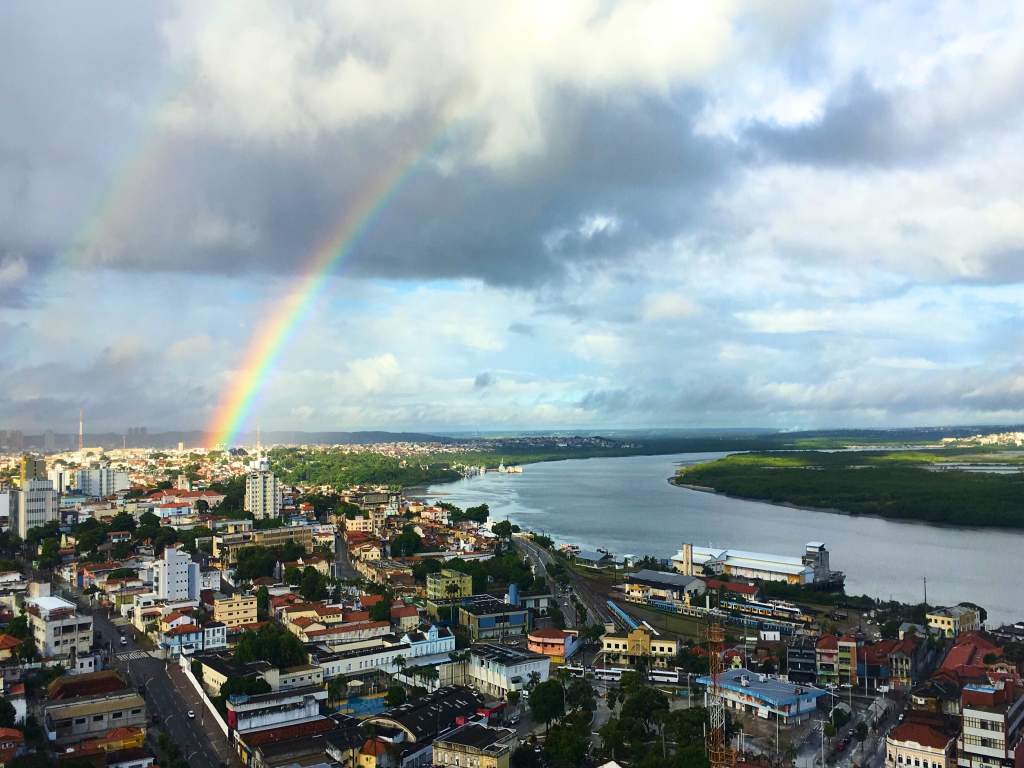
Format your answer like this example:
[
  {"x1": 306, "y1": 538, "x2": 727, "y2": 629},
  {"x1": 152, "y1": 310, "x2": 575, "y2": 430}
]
[
  {"x1": 676, "y1": 450, "x2": 1024, "y2": 529},
  {"x1": 425, "y1": 452, "x2": 1024, "y2": 625}
]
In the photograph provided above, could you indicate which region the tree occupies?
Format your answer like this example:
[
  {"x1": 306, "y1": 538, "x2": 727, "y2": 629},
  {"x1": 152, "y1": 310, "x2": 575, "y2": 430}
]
[
  {"x1": 506, "y1": 689, "x2": 521, "y2": 709},
  {"x1": 565, "y1": 677, "x2": 596, "y2": 712},
  {"x1": 390, "y1": 525, "x2": 422, "y2": 557},
  {"x1": 386, "y1": 685, "x2": 407, "y2": 707},
  {"x1": 529, "y1": 679, "x2": 564, "y2": 733},
  {"x1": 300, "y1": 567, "x2": 328, "y2": 601},
  {"x1": 492, "y1": 520, "x2": 515, "y2": 538},
  {"x1": 370, "y1": 599, "x2": 392, "y2": 622},
  {"x1": 854, "y1": 721, "x2": 868, "y2": 753},
  {"x1": 0, "y1": 697, "x2": 16, "y2": 728},
  {"x1": 880, "y1": 619, "x2": 902, "y2": 640},
  {"x1": 284, "y1": 566, "x2": 303, "y2": 585},
  {"x1": 234, "y1": 623, "x2": 307, "y2": 668},
  {"x1": 256, "y1": 586, "x2": 270, "y2": 620}
]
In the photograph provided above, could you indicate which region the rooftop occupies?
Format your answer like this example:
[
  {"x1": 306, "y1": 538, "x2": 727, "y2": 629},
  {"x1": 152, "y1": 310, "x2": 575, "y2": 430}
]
[
  {"x1": 471, "y1": 642, "x2": 547, "y2": 666},
  {"x1": 696, "y1": 669, "x2": 826, "y2": 708},
  {"x1": 434, "y1": 722, "x2": 516, "y2": 753},
  {"x1": 459, "y1": 594, "x2": 523, "y2": 616},
  {"x1": 627, "y1": 569, "x2": 703, "y2": 589}
]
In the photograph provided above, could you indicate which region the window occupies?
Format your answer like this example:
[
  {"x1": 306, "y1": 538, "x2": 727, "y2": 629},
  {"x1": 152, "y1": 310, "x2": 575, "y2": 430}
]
[{"x1": 93, "y1": 715, "x2": 104, "y2": 722}]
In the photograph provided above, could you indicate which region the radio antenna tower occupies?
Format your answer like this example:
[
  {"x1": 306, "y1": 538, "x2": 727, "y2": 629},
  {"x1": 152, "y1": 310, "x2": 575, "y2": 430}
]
[{"x1": 705, "y1": 619, "x2": 734, "y2": 768}]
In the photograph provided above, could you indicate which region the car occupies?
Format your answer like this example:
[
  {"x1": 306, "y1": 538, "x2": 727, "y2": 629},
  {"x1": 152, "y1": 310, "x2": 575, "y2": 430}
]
[
  {"x1": 120, "y1": 636, "x2": 127, "y2": 646},
  {"x1": 187, "y1": 710, "x2": 195, "y2": 719}
]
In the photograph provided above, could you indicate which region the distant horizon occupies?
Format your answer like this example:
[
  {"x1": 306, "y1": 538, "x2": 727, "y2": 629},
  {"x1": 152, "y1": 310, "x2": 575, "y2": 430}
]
[{"x1": 4, "y1": 422, "x2": 1022, "y2": 444}]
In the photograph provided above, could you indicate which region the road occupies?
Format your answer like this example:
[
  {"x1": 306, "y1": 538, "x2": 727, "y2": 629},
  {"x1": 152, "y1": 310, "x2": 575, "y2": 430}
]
[
  {"x1": 515, "y1": 537, "x2": 607, "y2": 628},
  {"x1": 60, "y1": 588, "x2": 237, "y2": 768},
  {"x1": 334, "y1": 532, "x2": 358, "y2": 581}
]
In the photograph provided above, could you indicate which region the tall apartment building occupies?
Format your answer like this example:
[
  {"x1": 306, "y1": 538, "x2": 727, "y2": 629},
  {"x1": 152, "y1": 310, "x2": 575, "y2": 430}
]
[
  {"x1": 20, "y1": 455, "x2": 47, "y2": 484},
  {"x1": 74, "y1": 464, "x2": 129, "y2": 498},
  {"x1": 47, "y1": 468, "x2": 71, "y2": 494},
  {"x1": 244, "y1": 456, "x2": 281, "y2": 520},
  {"x1": 14, "y1": 478, "x2": 57, "y2": 539},
  {"x1": 153, "y1": 546, "x2": 199, "y2": 601},
  {"x1": 25, "y1": 590, "x2": 93, "y2": 661},
  {"x1": 957, "y1": 681, "x2": 1024, "y2": 768}
]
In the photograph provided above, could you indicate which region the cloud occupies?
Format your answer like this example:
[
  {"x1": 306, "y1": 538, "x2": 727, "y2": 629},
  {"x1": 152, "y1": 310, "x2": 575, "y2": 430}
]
[
  {"x1": 474, "y1": 372, "x2": 494, "y2": 390},
  {"x1": 346, "y1": 353, "x2": 400, "y2": 393},
  {"x1": 643, "y1": 292, "x2": 700, "y2": 322},
  {"x1": 0, "y1": 254, "x2": 27, "y2": 286}
]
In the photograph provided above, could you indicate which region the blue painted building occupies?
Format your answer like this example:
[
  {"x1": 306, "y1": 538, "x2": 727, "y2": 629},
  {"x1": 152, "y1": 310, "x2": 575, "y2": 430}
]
[{"x1": 697, "y1": 668, "x2": 825, "y2": 725}]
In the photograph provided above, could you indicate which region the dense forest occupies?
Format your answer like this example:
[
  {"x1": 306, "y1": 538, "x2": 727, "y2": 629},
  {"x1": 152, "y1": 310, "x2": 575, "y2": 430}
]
[{"x1": 677, "y1": 450, "x2": 1024, "y2": 528}]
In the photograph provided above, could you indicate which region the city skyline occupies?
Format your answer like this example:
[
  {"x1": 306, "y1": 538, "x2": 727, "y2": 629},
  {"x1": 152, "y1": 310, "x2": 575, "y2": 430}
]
[{"x1": 3, "y1": 3, "x2": 1024, "y2": 433}]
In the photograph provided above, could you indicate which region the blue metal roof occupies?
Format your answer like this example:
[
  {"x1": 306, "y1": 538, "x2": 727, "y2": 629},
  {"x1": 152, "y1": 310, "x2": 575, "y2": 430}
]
[{"x1": 696, "y1": 668, "x2": 826, "y2": 708}]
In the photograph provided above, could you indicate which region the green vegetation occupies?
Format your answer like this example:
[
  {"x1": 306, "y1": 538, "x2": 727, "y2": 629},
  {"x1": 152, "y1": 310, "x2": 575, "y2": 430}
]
[
  {"x1": 234, "y1": 542, "x2": 305, "y2": 581},
  {"x1": 444, "y1": 552, "x2": 541, "y2": 594},
  {"x1": 234, "y1": 622, "x2": 307, "y2": 668},
  {"x1": 678, "y1": 450, "x2": 1024, "y2": 528},
  {"x1": 599, "y1": 671, "x2": 711, "y2": 768},
  {"x1": 270, "y1": 446, "x2": 460, "y2": 489}
]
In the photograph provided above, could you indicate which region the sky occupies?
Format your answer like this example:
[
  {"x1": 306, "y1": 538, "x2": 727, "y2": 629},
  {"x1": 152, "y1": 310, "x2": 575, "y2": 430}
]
[{"x1": 2, "y1": 1, "x2": 1024, "y2": 435}]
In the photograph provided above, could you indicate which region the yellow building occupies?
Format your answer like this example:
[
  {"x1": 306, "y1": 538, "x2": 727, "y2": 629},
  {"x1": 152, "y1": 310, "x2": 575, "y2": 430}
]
[
  {"x1": 20, "y1": 455, "x2": 47, "y2": 484},
  {"x1": 213, "y1": 593, "x2": 258, "y2": 627},
  {"x1": 432, "y1": 723, "x2": 516, "y2": 768},
  {"x1": 926, "y1": 606, "x2": 980, "y2": 638},
  {"x1": 426, "y1": 569, "x2": 473, "y2": 601},
  {"x1": 886, "y1": 717, "x2": 956, "y2": 768},
  {"x1": 601, "y1": 626, "x2": 678, "y2": 669}
]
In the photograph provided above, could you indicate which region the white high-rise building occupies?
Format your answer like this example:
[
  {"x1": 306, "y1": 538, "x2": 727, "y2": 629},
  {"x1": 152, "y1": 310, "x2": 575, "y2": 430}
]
[
  {"x1": 15, "y1": 478, "x2": 57, "y2": 538},
  {"x1": 153, "y1": 546, "x2": 200, "y2": 601},
  {"x1": 47, "y1": 468, "x2": 71, "y2": 494},
  {"x1": 75, "y1": 464, "x2": 130, "y2": 497},
  {"x1": 244, "y1": 456, "x2": 282, "y2": 520}
]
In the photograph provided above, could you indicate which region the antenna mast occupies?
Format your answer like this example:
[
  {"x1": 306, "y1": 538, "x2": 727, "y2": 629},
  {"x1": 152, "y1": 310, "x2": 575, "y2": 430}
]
[
  {"x1": 78, "y1": 409, "x2": 84, "y2": 452},
  {"x1": 705, "y1": 619, "x2": 734, "y2": 768}
]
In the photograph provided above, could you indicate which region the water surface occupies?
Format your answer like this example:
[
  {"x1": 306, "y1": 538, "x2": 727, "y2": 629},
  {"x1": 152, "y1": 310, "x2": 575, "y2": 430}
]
[{"x1": 424, "y1": 452, "x2": 1024, "y2": 626}]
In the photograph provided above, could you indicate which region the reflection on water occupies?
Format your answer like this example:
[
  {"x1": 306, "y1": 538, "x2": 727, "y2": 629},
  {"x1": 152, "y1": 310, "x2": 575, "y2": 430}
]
[{"x1": 423, "y1": 452, "x2": 1024, "y2": 626}]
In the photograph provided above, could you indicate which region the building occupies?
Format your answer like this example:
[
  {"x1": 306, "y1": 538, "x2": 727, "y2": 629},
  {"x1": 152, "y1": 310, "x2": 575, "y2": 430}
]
[
  {"x1": 623, "y1": 569, "x2": 706, "y2": 609},
  {"x1": 458, "y1": 595, "x2": 529, "y2": 642},
  {"x1": 225, "y1": 685, "x2": 327, "y2": 735},
  {"x1": 364, "y1": 686, "x2": 485, "y2": 745},
  {"x1": 816, "y1": 635, "x2": 839, "y2": 687},
  {"x1": 153, "y1": 546, "x2": 200, "y2": 601},
  {"x1": 886, "y1": 715, "x2": 958, "y2": 768},
  {"x1": 928, "y1": 606, "x2": 982, "y2": 638},
  {"x1": 25, "y1": 592, "x2": 92, "y2": 661},
  {"x1": 44, "y1": 690, "x2": 147, "y2": 745},
  {"x1": 574, "y1": 549, "x2": 615, "y2": 569},
  {"x1": 527, "y1": 628, "x2": 580, "y2": 664},
  {"x1": 673, "y1": 542, "x2": 814, "y2": 585},
  {"x1": 601, "y1": 626, "x2": 678, "y2": 669},
  {"x1": 14, "y1": 478, "x2": 57, "y2": 538},
  {"x1": 838, "y1": 635, "x2": 859, "y2": 686},
  {"x1": 468, "y1": 643, "x2": 550, "y2": 699},
  {"x1": 213, "y1": 593, "x2": 258, "y2": 628},
  {"x1": 244, "y1": 456, "x2": 282, "y2": 520},
  {"x1": 19, "y1": 455, "x2": 47, "y2": 484},
  {"x1": 695, "y1": 668, "x2": 825, "y2": 725},
  {"x1": 786, "y1": 636, "x2": 818, "y2": 685},
  {"x1": 75, "y1": 464, "x2": 130, "y2": 498},
  {"x1": 432, "y1": 723, "x2": 516, "y2": 768},
  {"x1": 957, "y1": 681, "x2": 1024, "y2": 768},
  {"x1": 426, "y1": 569, "x2": 473, "y2": 601}
]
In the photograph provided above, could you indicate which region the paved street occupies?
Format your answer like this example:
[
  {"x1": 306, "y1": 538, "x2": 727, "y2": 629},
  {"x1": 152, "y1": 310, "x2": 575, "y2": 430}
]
[
  {"x1": 60, "y1": 588, "x2": 238, "y2": 768},
  {"x1": 334, "y1": 532, "x2": 358, "y2": 581},
  {"x1": 515, "y1": 537, "x2": 607, "y2": 627}
]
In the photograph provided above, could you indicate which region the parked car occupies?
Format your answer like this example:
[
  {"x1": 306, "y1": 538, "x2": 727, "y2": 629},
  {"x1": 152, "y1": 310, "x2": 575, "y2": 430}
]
[
  {"x1": 120, "y1": 636, "x2": 127, "y2": 646},
  {"x1": 187, "y1": 710, "x2": 196, "y2": 719}
]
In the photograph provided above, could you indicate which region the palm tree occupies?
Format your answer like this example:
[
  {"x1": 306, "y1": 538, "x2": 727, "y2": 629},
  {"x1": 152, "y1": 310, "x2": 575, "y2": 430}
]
[{"x1": 393, "y1": 654, "x2": 407, "y2": 679}]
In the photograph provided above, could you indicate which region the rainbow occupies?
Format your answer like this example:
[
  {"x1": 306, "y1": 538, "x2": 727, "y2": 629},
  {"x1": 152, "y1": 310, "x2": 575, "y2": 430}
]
[{"x1": 205, "y1": 133, "x2": 443, "y2": 448}]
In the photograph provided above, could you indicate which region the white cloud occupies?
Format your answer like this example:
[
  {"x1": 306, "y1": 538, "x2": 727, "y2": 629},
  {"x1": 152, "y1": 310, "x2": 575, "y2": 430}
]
[
  {"x1": 0, "y1": 254, "x2": 28, "y2": 287},
  {"x1": 168, "y1": 334, "x2": 215, "y2": 360},
  {"x1": 643, "y1": 292, "x2": 700, "y2": 321},
  {"x1": 346, "y1": 353, "x2": 400, "y2": 393},
  {"x1": 572, "y1": 332, "x2": 625, "y2": 364}
]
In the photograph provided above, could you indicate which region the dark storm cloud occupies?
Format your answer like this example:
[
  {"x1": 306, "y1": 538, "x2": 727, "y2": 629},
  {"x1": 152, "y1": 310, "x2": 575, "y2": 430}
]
[{"x1": 745, "y1": 76, "x2": 917, "y2": 166}]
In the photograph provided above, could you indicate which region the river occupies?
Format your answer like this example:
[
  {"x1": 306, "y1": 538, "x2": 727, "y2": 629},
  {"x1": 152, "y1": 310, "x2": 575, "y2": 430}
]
[{"x1": 424, "y1": 452, "x2": 1024, "y2": 626}]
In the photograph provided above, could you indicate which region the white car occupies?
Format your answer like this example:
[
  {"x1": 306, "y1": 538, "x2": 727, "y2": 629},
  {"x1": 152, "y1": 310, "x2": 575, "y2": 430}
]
[{"x1": 187, "y1": 710, "x2": 196, "y2": 719}]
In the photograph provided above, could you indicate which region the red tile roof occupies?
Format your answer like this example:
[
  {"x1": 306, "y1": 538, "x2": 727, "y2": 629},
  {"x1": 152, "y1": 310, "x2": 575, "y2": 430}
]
[{"x1": 890, "y1": 720, "x2": 955, "y2": 750}]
